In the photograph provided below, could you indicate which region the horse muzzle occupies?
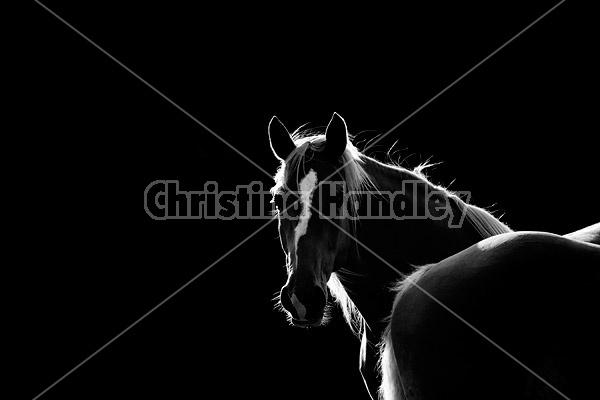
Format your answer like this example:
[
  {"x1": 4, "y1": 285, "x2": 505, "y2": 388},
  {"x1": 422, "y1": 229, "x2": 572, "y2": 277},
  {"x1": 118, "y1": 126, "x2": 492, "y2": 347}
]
[{"x1": 280, "y1": 284, "x2": 327, "y2": 326}]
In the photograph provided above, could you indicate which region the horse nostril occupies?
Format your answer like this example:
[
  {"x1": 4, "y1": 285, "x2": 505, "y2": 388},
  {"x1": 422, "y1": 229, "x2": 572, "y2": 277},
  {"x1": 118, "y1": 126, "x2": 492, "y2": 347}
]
[
  {"x1": 302, "y1": 286, "x2": 326, "y2": 319},
  {"x1": 279, "y1": 286, "x2": 297, "y2": 318},
  {"x1": 280, "y1": 285, "x2": 326, "y2": 322}
]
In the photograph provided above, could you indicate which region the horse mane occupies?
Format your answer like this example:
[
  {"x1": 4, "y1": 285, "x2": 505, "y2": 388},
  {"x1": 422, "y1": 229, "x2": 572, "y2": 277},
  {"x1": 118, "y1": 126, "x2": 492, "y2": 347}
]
[
  {"x1": 452, "y1": 196, "x2": 511, "y2": 237},
  {"x1": 328, "y1": 272, "x2": 367, "y2": 336},
  {"x1": 377, "y1": 159, "x2": 512, "y2": 239}
]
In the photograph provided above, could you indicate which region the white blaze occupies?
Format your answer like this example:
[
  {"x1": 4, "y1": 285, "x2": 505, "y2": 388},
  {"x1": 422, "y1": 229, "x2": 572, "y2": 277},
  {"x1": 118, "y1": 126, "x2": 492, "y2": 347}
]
[
  {"x1": 294, "y1": 169, "x2": 318, "y2": 252},
  {"x1": 290, "y1": 169, "x2": 318, "y2": 320}
]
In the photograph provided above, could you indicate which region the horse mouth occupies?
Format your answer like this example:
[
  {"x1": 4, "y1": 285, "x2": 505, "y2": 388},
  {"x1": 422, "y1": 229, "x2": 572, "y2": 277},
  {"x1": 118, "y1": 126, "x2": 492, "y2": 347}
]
[{"x1": 292, "y1": 317, "x2": 323, "y2": 328}]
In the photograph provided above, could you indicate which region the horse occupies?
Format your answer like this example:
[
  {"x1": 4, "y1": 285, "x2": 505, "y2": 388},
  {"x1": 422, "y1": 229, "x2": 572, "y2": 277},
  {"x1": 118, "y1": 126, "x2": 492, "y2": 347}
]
[
  {"x1": 267, "y1": 112, "x2": 600, "y2": 399},
  {"x1": 380, "y1": 231, "x2": 600, "y2": 400}
]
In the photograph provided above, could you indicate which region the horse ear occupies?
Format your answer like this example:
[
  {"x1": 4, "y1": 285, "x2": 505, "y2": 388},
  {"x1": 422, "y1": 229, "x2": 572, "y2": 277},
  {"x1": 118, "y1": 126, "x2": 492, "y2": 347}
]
[
  {"x1": 324, "y1": 112, "x2": 348, "y2": 159},
  {"x1": 268, "y1": 116, "x2": 297, "y2": 161}
]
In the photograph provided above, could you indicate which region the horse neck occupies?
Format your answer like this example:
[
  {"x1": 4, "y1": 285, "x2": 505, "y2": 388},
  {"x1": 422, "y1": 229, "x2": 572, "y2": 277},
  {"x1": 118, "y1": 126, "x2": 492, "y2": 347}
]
[
  {"x1": 335, "y1": 156, "x2": 512, "y2": 332},
  {"x1": 332, "y1": 158, "x2": 510, "y2": 340},
  {"x1": 358, "y1": 157, "x2": 510, "y2": 265}
]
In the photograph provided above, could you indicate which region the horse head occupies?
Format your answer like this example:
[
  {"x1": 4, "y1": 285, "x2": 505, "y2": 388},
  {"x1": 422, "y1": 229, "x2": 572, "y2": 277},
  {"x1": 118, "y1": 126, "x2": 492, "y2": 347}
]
[{"x1": 268, "y1": 113, "x2": 356, "y2": 327}]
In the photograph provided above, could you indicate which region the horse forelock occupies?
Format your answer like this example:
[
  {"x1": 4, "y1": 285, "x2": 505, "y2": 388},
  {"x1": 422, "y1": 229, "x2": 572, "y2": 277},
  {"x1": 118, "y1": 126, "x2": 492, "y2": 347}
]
[{"x1": 270, "y1": 130, "x2": 375, "y2": 206}]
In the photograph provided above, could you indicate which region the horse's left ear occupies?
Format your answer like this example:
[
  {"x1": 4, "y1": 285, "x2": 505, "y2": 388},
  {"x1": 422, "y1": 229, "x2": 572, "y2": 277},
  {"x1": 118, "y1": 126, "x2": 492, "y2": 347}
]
[
  {"x1": 324, "y1": 112, "x2": 348, "y2": 159},
  {"x1": 268, "y1": 116, "x2": 297, "y2": 161}
]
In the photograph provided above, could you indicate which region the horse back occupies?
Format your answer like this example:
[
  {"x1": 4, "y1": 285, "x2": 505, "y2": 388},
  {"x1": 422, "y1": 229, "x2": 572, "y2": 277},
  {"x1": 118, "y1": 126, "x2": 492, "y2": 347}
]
[
  {"x1": 389, "y1": 232, "x2": 600, "y2": 400},
  {"x1": 564, "y1": 222, "x2": 600, "y2": 245}
]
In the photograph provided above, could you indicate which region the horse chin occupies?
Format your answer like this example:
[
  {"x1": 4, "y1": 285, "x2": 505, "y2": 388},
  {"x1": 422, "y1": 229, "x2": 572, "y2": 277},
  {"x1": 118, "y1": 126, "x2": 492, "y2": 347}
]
[{"x1": 291, "y1": 317, "x2": 323, "y2": 328}]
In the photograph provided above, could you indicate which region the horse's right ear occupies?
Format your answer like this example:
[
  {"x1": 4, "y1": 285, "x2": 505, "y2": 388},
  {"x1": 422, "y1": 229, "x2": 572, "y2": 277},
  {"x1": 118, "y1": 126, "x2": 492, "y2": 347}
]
[
  {"x1": 323, "y1": 112, "x2": 348, "y2": 160},
  {"x1": 268, "y1": 116, "x2": 297, "y2": 161}
]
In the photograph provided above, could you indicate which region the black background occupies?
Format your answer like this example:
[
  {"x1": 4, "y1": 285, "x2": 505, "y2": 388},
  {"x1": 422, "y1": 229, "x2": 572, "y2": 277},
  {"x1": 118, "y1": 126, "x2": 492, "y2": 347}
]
[{"x1": 24, "y1": 1, "x2": 597, "y2": 399}]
